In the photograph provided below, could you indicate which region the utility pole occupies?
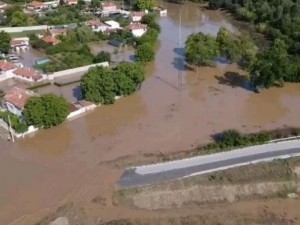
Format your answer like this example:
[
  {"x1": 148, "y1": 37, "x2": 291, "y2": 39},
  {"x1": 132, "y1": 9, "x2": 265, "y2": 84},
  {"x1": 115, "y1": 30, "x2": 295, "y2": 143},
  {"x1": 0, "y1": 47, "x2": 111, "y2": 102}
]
[
  {"x1": 7, "y1": 114, "x2": 14, "y2": 143},
  {"x1": 178, "y1": 8, "x2": 182, "y2": 90}
]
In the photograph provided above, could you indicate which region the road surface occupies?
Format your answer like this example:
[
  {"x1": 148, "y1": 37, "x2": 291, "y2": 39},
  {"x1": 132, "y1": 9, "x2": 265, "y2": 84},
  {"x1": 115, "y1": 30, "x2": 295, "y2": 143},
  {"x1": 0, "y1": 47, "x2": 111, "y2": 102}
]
[{"x1": 118, "y1": 140, "x2": 300, "y2": 188}]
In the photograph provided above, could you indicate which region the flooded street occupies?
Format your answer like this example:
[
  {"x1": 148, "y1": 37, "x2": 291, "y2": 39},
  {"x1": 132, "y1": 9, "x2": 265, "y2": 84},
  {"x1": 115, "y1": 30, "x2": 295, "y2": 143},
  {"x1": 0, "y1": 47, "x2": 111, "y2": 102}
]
[{"x1": 1, "y1": 2, "x2": 300, "y2": 225}]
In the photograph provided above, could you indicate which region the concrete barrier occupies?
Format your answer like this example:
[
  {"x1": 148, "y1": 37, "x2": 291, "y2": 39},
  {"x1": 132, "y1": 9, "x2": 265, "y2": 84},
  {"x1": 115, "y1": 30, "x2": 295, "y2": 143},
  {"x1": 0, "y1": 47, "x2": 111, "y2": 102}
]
[
  {"x1": 0, "y1": 25, "x2": 48, "y2": 33},
  {"x1": 48, "y1": 62, "x2": 109, "y2": 80}
]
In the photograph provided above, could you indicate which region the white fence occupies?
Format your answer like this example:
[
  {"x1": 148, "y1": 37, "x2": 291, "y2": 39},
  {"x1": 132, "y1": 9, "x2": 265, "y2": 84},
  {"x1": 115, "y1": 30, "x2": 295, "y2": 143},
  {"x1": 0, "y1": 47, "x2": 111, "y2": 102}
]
[
  {"x1": 48, "y1": 62, "x2": 109, "y2": 80},
  {"x1": 0, "y1": 118, "x2": 39, "y2": 138},
  {"x1": 0, "y1": 25, "x2": 48, "y2": 33}
]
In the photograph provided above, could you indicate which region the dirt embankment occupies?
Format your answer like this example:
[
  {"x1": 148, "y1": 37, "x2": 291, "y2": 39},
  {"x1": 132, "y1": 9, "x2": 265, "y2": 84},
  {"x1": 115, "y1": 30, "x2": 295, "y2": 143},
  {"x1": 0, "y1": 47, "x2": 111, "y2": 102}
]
[{"x1": 116, "y1": 158, "x2": 300, "y2": 210}]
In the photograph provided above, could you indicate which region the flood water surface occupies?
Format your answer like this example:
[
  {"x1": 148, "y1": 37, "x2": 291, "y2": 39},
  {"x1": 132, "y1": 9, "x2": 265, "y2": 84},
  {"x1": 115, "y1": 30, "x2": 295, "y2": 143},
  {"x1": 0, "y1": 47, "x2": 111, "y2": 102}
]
[{"x1": 1, "y1": 2, "x2": 300, "y2": 224}]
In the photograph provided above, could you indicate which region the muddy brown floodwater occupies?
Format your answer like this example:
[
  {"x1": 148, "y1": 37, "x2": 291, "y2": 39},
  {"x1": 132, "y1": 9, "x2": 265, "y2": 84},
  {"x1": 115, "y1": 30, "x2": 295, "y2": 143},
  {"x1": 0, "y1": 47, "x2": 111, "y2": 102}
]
[{"x1": 1, "y1": 2, "x2": 300, "y2": 225}]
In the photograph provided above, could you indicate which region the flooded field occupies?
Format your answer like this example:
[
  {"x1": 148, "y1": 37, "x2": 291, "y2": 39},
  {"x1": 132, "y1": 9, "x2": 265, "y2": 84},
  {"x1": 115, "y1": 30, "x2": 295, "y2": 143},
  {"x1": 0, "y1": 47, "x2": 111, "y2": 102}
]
[{"x1": 1, "y1": 2, "x2": 300, "y2": 225}]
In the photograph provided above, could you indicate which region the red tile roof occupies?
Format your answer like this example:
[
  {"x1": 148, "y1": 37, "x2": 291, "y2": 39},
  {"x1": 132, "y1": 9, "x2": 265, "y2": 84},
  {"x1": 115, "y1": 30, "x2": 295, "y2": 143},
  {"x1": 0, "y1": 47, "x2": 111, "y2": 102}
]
[
  {"x1": 10, "y1": 39, "x2": 28, "y2": 47},
  {"x1": 4, "y1": 86, "x2": 32, "y2": 109},
  {"x1": 13, "y1": 68, "x2": 43, "y2": 81},
  {"x1": 126, "y1": 23, "x2": 148, "y2": 30},
  {"x1": 42, "y1": 35, "x2": 61, "y2": 45},
  {"x1": 102, "y1": 2, "x2": 116, "y2": 7},
  {"x1": 0, "y1": 60, "x2": 16, "y2": 71},
  {"x1": 28, "y1": 1, "x2": 44, "y2": 8},
  {"x1": 131, "y1": 12, "x2": 145, "y2": 17},
  {"x1": 87, "y1": 19, "x2": 106, "y2": 27}
]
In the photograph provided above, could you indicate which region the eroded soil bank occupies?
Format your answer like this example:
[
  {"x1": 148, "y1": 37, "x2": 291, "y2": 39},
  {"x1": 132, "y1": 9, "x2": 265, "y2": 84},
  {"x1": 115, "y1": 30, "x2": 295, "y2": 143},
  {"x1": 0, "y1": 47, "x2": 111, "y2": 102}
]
[{"x1": 1, "y1": 2, "x2": 300, "y2": 225}]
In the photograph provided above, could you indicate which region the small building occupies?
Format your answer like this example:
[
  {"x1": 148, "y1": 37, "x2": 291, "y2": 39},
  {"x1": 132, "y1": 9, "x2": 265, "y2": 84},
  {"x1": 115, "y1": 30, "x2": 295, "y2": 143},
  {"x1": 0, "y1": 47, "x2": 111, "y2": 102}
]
[
  {"x1": 0, "y1": 60, "x2": 16, "y2": 73},
  {"x1": 65, "y1": 0, "x2": 78, "y2": 5},
  {"x1": 126, "y1": 23, "x2": 148, "y2": 37},
  {"x1": 13, "y1": 67, "x2": 44, "y2": 82},
  {"x1": 27, "y1": 1, "x2": 46, "y2": 11},
  {"x1": 153, "y1": 6, "x2": 167, "y2": 17},
  {"x1": 10, "y1": 38, "x2": 30, "y2": 52},
  {"x1": 42, "y1": 35, "x2": 61, "y2": 45},
  {"x1": 48, "y1": 28, "x2": 68, "y2": 37},
  {"x1": 101, "y1": 2, "x2": 117, "y2": 12},
  {"x1": 130, "y1": 12, "x2": 145, "y2": 22},
  {"x1": 104, "y1": 20, "x2": 120, "y2": 30},
  {"x1": 86, "y1": 19, "x2": 109, "y2": 32},
  {"x1": 3, "y1": 86, "x2": 34, "y2": 117}
]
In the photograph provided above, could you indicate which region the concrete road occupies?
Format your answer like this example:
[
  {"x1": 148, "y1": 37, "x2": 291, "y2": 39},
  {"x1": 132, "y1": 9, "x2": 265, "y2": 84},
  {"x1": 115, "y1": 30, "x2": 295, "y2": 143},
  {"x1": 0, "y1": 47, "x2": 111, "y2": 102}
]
[{"x1": 118, "y1": 140, "x2": 300, "y2": 188}]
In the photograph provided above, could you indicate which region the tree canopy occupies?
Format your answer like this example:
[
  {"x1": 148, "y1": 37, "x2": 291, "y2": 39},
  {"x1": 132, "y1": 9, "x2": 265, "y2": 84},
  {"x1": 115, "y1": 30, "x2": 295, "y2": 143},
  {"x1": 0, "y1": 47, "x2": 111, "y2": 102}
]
[
  {"x1": 94, "y1": 51, "x2": 111, "y2": 63},
  {"x1": 185, "y1": 32, "x2": 219, "y2": 66},
  {"x1": 0, "y1": 31, "x2": 11, "y2": 54},
  {"x1": 23, "y1": 94, "x2": 69, "y2": 128},
  {"x1": 133, "y1": 0, "x2": 155, "y2": 10},
  {"x1": 135, "y1": 43, "x2": 155, "y2": 63},
  {"x1": 80, "y1": 62, "x2": 145, "y2": 104}
]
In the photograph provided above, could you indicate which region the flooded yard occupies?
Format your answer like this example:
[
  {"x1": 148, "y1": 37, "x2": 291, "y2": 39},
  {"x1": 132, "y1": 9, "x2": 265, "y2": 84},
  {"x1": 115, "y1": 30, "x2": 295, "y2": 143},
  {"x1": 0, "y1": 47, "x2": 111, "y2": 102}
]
[{"x1": 1, "y1": 2, "x2": 300, "y2": 225}]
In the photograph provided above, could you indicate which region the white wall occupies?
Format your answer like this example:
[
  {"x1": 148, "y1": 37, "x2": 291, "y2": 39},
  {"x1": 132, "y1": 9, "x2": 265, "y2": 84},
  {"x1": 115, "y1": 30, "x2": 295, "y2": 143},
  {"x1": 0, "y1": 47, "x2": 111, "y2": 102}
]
[
  {"x1": 0, "y1": 25, "x2": 48, "y2": 33},
  {"x1": 132, "y1": 29, "x2": 147, "y2": 37},
  {"x1": 48, "y1": 62, "x2": 109, "y2": 79}
]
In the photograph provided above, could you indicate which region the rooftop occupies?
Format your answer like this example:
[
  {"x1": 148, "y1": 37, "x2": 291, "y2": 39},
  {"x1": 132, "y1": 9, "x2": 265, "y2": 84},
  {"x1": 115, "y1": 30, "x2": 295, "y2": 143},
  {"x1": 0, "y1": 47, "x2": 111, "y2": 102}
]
[
  {"x1": 0, "y1": 60, "x2": 16, "y2": 72},
  {"x1": 87, "y1": 19, "x2": 107, "y2": 27},
  {"x1": 13, "y1": 68, "x2": 43, "y2": 81},
  {"x1": 10, "y1": 39, "x2": 28, "y2": 46},
  {"x1": 4, "y1": 86, "x2": 33, "y2": 109},
  {"x1": 126, "y1": 23, "x2": 148, "y2": 30},
  {"x1": 131, "y1": 12, "x2": 145, "y2": 17},
  {"x1": 28, "y1": 1, "x2": 44, "y2": 8},
  {"x1": 102, "y1": 2, "x2": 116, "y2": 7},
  {"x1": 105, "y1": 20, "x2": 120, "y2": 27},
  {"x1": 42, "y1": 35, "x2": 61, "y2": 45}
]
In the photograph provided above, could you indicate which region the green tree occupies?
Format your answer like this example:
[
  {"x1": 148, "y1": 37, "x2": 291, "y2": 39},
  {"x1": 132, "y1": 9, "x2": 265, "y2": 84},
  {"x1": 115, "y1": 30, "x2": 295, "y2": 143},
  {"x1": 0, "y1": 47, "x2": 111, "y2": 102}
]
[
  {"x1": 137, "y1": 28, "x2": 159, "y2": 46},
  {"x1": 115, "y1": 62, "x2": 145, "y2": 86},
  {"x1": 93, "y1": 51, "x2": 111, "y2": 63},
  {"x1": 23, "y1": 94, "x2": 69, "y2": 128},
  {"x1": 133, "y1": 0, "x2": 155, "y2": 10},
  {"x1": 9, "y1": 11, "x2": 30, "y2": 27},
  {"x1": 113, "y1": 72, "x2": 136, "y2": 96},
  {"x1": 91, "y1": 0, "x2": 100, "y2": 8},
  {"x1": 249, "y1": 39, "x2": 291, "y2": 88},
  {"x1": 81, "y1": 66, "x2": 116, "y2": 104},
  {"x1": 185, "y1": 32, "x2": 219, "y2": 66},
  {"x1": 135, "y1": 43, "x2": 155, "y2": 63},
  {"x1": 0, "y1": 31, "x2": 11, "y2": 54},
  {"x1": 141, "y1": 14, "x2": 161, "y2": 32}
]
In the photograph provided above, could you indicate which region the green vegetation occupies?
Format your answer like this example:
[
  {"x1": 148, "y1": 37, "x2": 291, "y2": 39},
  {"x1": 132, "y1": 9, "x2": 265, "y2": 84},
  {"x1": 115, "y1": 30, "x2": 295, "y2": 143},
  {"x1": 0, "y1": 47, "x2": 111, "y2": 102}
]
[
  {"x1": 0, "y1": 31, "x2": 11, "y2": 54},
  {"x1": 23, "y1": 94, "x2": 69, "y2": 128},
  {"x1": 198, "y1": 127, "x2": 300, "y2": 155},
  {"x1": 133, "y1": 0, "x2": 155, "y2": 10},
  {"x1": 0, "y1": 111, "x2": 28, "y2": 133},
  {"x1": 185, "y1": 27, "x2": 255, "y2": 66},
  {"x1": 80, "y1": 62, "x2": 145, "y2": 104},
  {"x1": 135, "y1": 43, "x2": 155, "y2": 63},
  {"x1": 135, "y1": 14, "x2": 160, "y2": 63},
  {"x1": 29, "y1": 33, "x2": 50, "y2": 50},
  {"x1": 4, "y1": 5, "x2": 37, "y2": 26},
  {"x1": 207, "y1": 0, "x2": 300, "y2": 89},
  {"x1": 94, "y1": 51, "x2": 111, "y2": 63}
]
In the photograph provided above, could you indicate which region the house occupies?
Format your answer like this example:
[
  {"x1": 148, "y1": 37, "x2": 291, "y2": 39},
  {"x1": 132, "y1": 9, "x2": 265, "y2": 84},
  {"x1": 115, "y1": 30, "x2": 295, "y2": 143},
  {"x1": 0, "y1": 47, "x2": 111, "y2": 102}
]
[
  {"x1": 65, "y1": 0, "x2": 78, "y2": 5},
  {"x1": 153, "y1": 6, "x2": 167, "y2": 17},
  {"x1": 104, "y1": 20, "x2": 120, "y2": 30},
  {"x1": 0, "y1": 60, "x2": 16, "y2": 73},
  {"x1": 48, "y1": 28, "x2": 68, "y2": 37},
  {"x1": 42, "y1": 35, "x2": 61, "y2": 45},
  {"x1": 86, "y1": 19, "x2": 109, "y2": 32},
  {"x1": 130, "y1": 12, "x2": 145, "y2": 22},
  {"x1": 3, "y1": 86, "x2": 34, "y2": 116},
  {"x1": 101, "y1": 2, "x2": 117, "y2": 12},
  {"x1": 27, "y1": 1, "x2": 47, "y2": 11},
  {"x1": 126, "y1": 23, "x2": 148, "y2": 37},
  {"x1": 12, "y1": 67, "x2": 44, "y2": 82},
  {"x1": 10, "y1": 38, "x2": 30, "y2": 52}
]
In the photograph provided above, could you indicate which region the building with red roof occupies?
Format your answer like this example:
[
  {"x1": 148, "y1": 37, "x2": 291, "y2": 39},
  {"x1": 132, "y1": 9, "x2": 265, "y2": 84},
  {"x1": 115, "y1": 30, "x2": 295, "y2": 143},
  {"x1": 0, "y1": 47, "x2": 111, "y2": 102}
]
[
  {"x1": 42, "y1": 35, "x2": 61, "y2": 45},
  {"x1": 13, "y1": 68, "x2": 43, "y2": 82},
  {"x1": 3, "y1": 86, "x2": 35, "y2": 116},
  {"x1": 86, "y1": 19, "x2": 109, "y2": 32},
  {"x1": 126, "y1": 22, "x2": 148, "y2": 37},
  {"x1": 0, "y1": 60, "x2": 16, "y2": 72}
]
